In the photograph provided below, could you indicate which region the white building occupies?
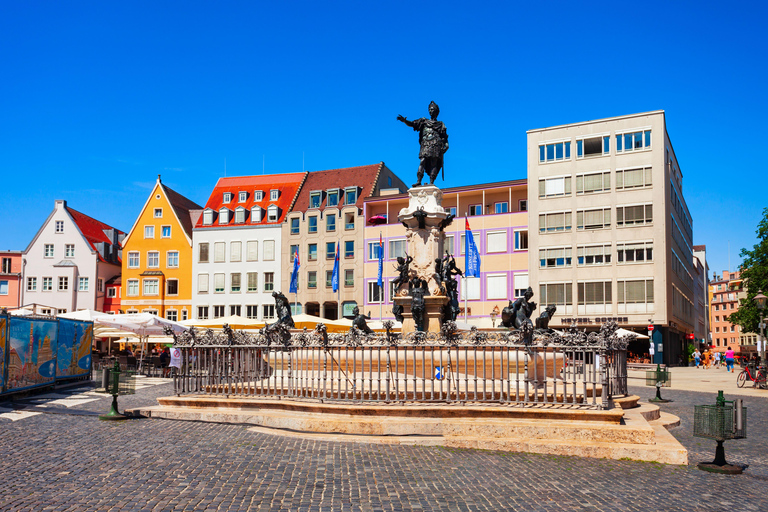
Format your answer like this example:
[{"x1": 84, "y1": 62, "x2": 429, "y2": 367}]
[
  {"x1": 191, "y1": 173, "x2": 306, "y2": 321},
  {"x1": 22, "y1": 200, "x2": 124, "y2": 315}
]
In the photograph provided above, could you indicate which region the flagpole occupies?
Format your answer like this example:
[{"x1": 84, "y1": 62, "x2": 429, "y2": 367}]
[
  {"x1": 464, "y1": 212, "x2": 468, "y2": 323},
  {"x1": 379, "y1": 231, "x2": 383, "y2": 322}
]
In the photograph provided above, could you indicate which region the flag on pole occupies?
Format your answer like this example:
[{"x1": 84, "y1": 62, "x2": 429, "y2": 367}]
[
  {"x1": 377, "y1": 233, "x2": 384, "y2": 288},
  {"x1": 331, "y1": 242, "x2": 340, "y2": 292},
  {"x1": 464, "y1": 218, "x2": 480, "y2": 278},
  {"x1": 289, "y1": 250, "x2": 300, "y2": 293}
]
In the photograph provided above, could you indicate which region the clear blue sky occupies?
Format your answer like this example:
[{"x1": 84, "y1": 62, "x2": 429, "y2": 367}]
[{"x1": 1, "y1": 1, "x2": 765, "y2": 277}]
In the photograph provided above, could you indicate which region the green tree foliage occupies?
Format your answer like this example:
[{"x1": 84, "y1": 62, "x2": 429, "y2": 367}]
[{"x1": 728, "y1": 207, "x2": 768, "y2": 334}]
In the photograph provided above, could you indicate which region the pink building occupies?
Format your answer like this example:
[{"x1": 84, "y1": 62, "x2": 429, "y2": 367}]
[{"x1": 0, "y1": 251, "x2": 23, "y2": 310}]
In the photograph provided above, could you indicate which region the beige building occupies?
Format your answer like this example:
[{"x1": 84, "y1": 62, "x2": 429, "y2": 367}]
[
  {"x1": 527, "y1": 110, "x2": 695, "y2": 365},
  {"x1": 281, "y1": 163, "x2": 406, "y2": 319}
]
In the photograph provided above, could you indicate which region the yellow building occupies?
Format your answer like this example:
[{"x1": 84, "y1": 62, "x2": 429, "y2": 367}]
[{"x1": 121, "y1": 176, "x2": 202, "y2": 320}]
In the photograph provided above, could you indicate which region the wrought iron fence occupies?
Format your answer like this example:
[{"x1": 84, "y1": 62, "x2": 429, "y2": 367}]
[{"x1": 169, "y1": 321, "x2": 631, "y2": 410}]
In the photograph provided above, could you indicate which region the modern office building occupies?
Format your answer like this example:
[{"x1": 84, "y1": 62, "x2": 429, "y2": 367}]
[
  {"x1": 282, "y1": 163, "x2": 407, "y2": 319},
  {"x1": 192, "y1": 172, "x2": 306, "y2": 321},
  {"x1": 709, "y1": 270, "x2": 756, "y2": 354},
  {"x1": 363, "y1": 180, "x2": 529, "y2": 323},
  {"x1": 527, "y1": 110, "x2": 695, "y2": 365}
]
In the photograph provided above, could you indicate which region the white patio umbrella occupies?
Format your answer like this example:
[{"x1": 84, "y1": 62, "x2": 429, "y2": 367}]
[
  {"x1": 616, "y1": 328, "x2": 649, "y2": 339},
  {"x1": 58, "y1": 309, "x2": 110, "y2": 321},
  {"x1": 95, "y1": 313, "x2": 188, "y2": 371}
]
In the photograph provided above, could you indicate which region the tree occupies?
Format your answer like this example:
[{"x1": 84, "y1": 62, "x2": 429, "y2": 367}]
[{"x1": 728, "y1": 207, "x2": 768, "y2": 334}]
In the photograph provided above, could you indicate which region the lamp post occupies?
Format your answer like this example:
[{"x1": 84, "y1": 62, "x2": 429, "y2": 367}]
[
  {"x1": 490, "y1": 305, "x2": 500, "y2": 328},
  {"x1": 754, "y1": 291, "x2": 767, "y2": 366}
]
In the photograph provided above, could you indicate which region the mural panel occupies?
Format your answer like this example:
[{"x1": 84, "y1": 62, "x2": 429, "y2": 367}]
[
  {"x1": 56, "y1": 319, "x2": 93, "y2": 379},
  {"x1": 6, "y1": 317, "x2": 58, "y2": 392},
  {"x1": 0, "y1": 315, "x2": 7, "y2": 391}
]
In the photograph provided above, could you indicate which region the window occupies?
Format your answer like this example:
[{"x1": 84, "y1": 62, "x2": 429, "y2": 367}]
[
  {"x1": 616, "y1": 167, "x2": 652, "y2": 190},
  {"x1": 616, "y1": 130, "x2": 651, "y2": 152},
  {"x1": 214, "y1": 242, "x2": 225, "y2": 263},
  {"x1": 0, "y1": 280, "x2": 8, "y2": 295},
  {"x1": 577, "y1": 244, "x2": 612, "y2": 266},
  {"x1": 55, "y1": 220, "x2": 64, "y2": 233},
  {"x1": 514, "y1": 273, "x2": 529, "y2": 298},
  {"x1": 576, "y1": 208, "x2": 611, "y2": 230},
  {"x1": 270, "y1": 189, "x2": 279, "y2": 201},
  {"x1": 44, "y1": 244, "x2": 54, "y2": 258},
  {"x1": 213, "y1": 305, "x2": 225, "y2": 319},
  {"x1": 246, "y1": 241, "x2": 258, "y2": 261},
  {"x1": 264, "y1": 272, "x2": 274, "y2": 292},
  {"x1": 327, "y1": 190, "x2": 339, "y2": 207},
  {"x1": 576, "y1": 136, "x2": 609, "y2": 158},
  {"x1": 578, "y1": 281, "x2": 612, "y2": 314},
  {"x1": 231, "y1": 273, "x2": 241, "y2": 293},
  {"x1": 1, "y1": 258, "x2": 9, "y2": 273},
  {"x1": 58, "y1": 276, "x2": 69, "y2": 291},
  {"x1": 229, "y1": 241, "x2": 242, "y2": 262},
  {"x1": 486, "y1": 231, "x2": 507, "y2": 253},
  {"x1": 27, "y1": 277, "x2": 37, "y2": 291},
  {"x1": 514, "y1": 230, "x2": 528, "y2": 251},
  {"x1": 617, "y1": 204, "x2": 653, "y2": 226},
  {"x1": 147, "y1": 251, "x2": 159, "y2": 268},
  {"x1": 494, "y1": 202, "x2": 508, "y2": 213},
  {"x1": 576, "y1": 171, "x2": 610, "y2": 194},
  {"x1": 57, "y1": 309, "x2": 67, "y2": 315},
  {"x1": 247, "y1": 272, "x2": 258, "y2": 292},
  {"x1": 309, "y1": 191, "x2": 322, "y2": 208},
  {"x1": 617, "y1": 241, "x2": 653, "y2": 263},
  {"x1": 254, "y1": 190, "x2": 263, "y2": 201},
  {"x1": 290, "y1": 245, "x2": 299, "y2": 262},
  {"x1": 308, "y1": 244, "x2": 318, "y2": 261},
  {"x1": 161, "y1": 251, "x2": 178, "y2": 269},
  {"x1": 65, "y1": 244, "x2": 75, "y2": 257},
  {"x1": 267, "y1": 206, "x2": 278, "y2": 222},
  {"x1": 539, "y1": 283, "x2": 573, "y2": 312},
  {"x1": 223, "y1": 192, "x2": 232, "y2": 203},
  {"x1": 538, "y1": 176, "x2": 571, "y2": 198},
  {"x1": 539, "y1": 211, "x2": 572, "y2": 233},
  {"x1": 214, "y1": 274, "x2": 225, "y2": 293},
  {"x1": 538, "y1": 141, "x2": 571, "y2": 162},
  {"x1": 308, "y1": 216, "x2": 318, "y2": 233},
  {"x1": 239, "y1": 191, "x2": 247, "y2": 203},
  {"x1": 368, "y1": 281, "x2": 383, "y2": 303},
  {"x1": 344, "y1": 240, "x2": 354, "y2": 258},
  {"x1": 444, "y1": 235, "x2": 454, "y2": 255},
  {"x1": 78, "y1": 277, "x2": 89, "y2": 292},
  {"x1": 322, "y1": 243, "x2": 333, "y2": 261},
  {"x1": 345, "y1": 213, "x2": 355, "y2": 230},
  {"x1": 143, "y1": 279, "x2": 159, "y2": 295},
  {"x1": 368, "y1": 242, "x2": 383, "y2": 260},
  {"x1": 263, "y1": 240, "x2": 275, "y2": 261},
  {"x1": 389, "y1": 239, "x2": 407, "y2": 259},
  {"x1": 468, "y1": 204, "x2": 482, "y2": 216},
  {"x1": 290, "y1": 218, "x2": 300, "y2": 234},
  {"x1": 263, "y1": 304, "x2": 275, "y2": 320},
  {"x1": 230, "y1": 305, "x2": 241, "y2": 317},
  {"x1": 344, "y1": 269, "x2": 354, "y2": 286},
  {"x1": 251, "y1": 207, "x2": 262, "y2": 223},
  {"x1": 617, "y1": 279, "x2": 654, "y2": 312},
  {"x1": 308, "y1": 271, "x2": 317, "y2": 288},
  {"x1": 107, "y1": 287, "x2": 117, "y2": 298},
  {"x1": 459, "y1": 232, "x2": 480, "y2": 255},
  {"x1": 166, "y1": 310, "x2": 178, "y2": 322},
  {"x1": 448, "y1": 207, "x2": 457, "y2": 216},
  {"x1": 486, "y1": 274, "x2": 507, "y2": 300},
  {"x1": 197, "y1": 306, "x2": 209, "y2": 320},
  {"x1": 246, "y1": 305, "x2": 258, "y2": 319},
  {"x1": 199, "y1": 243, "x2": 209, "y2": 263},
  {"x1": 519, "y1": 200, "x2": 528, "y2": 212},
  {"x1": 235, "y1": 208, "x2": 246, "y2": 224},
  {"x1": 539, "y1": 247, "x2": 572, "y2": 268},
  {"x1": 144, "y1": 226, "x2": 155, "y2": 238},
  {"x1": 43, "y1": 277, "x2": 53, "y2": 291},
  {"x1": 128, "y1": 252, "x2": 140, "y2": 268},
  {"x1": 460, "y1": 277, "x2": 480, "y2": 300},
  {"x1": 161, "y1": 226, "x2": 171, "y2": 238},
  {"x1": 219, "y1": 208, "x2": 230, "y2": 225},
  {"x1": 345, "y1": 187, "x2": 357, "y2": 205},
  {"x1": 326, "y1": 270, "x2": 334, "y2": 287},
  {"x1": 127, "y1": 279, "x2": 139, "y2": 296},
  {"x1": 326, "y1": 215, "x2": 336, "y2": 232},
  {"x1": 203, "y1": 210, "x2": 214, "y2": 225},
  {"x1": 167, "y1": 279, "x2": 178, "y2": 296}
]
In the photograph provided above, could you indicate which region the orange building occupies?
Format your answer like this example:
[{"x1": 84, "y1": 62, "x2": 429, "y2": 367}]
[{"x1": 121, "y1": 176, "x2": 202, "y2": 320}]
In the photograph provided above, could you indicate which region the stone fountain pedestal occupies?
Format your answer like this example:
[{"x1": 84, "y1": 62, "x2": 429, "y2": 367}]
[{"x1": 395, "y1": 185, "x2": 451, "y2": 334}]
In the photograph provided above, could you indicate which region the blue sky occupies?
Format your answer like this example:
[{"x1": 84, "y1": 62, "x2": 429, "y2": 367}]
[{"x1": 1, "y1": 1, "x2": 765, "y2": 277}]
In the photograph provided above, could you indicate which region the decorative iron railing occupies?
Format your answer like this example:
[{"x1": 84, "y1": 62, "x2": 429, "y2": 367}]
[{"x1": 167, "y1": 321, "x2": 631, "y2": 410}]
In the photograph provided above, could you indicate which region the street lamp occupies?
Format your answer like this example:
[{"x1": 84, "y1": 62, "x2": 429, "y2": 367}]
[
  {"x1": 490, "y1": 305, "x2": 500, "y2": 328},
  {"x1": 754, "y1": 290, "x2": 767, "y2": 366}
]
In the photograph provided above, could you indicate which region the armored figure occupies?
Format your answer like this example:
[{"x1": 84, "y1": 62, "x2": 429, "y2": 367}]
[
  {"x1": 410, "y1": 284, "x2": 428, "y2": 332},
  {"x1": 351, "y1": 306, "x2": 373, "y2": 334},
  {"x1": 397, "y1": 101, "x2": 449, "y2": 187},
  {"x1": 437, "y1": 253, "x2": 463, "y2": 322}
]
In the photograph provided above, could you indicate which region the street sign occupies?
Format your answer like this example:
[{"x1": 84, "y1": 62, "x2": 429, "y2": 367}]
[{"x1": 648, "y1": 325, "x2": 654, "y2": 331}]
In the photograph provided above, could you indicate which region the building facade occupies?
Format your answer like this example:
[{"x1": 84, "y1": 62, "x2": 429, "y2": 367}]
[
  {"x1": 709, "y1": 270, "x2": 756, "y2": 354},
  {"x1": 103, "y1": 275, "x2": 121, "y2": 314},
  {"x1": 21, "y1": 200, "x2": 124, "y2": 315},
  {"x1": 121, "y1": 177, "x2": 202, "y2": 321},
  {"x1": 363, "y1": 180, "x2": 529, "y2": 323},
  {"x1": 692, "y1": 245, "x2": 710, "y2": 348},
  {"x1": 192, "y1": 172, "x2": 306, "y2": 321},
  {"x1": 527, "y1": 111, "x2": 695, "y2": 365},
  {"x1": 282, "y1": 163, "x2": 407, "y2": 319},
  {"x1": 0, "y1": 251, "x2": 23, "y2": 310}
]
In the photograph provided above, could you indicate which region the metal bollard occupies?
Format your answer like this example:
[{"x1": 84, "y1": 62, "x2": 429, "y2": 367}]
[{"x1": 101, "y1": 368, "x2": 111, "y2": 392}]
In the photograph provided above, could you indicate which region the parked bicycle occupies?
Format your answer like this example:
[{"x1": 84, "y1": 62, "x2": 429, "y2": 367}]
[{"x1": 737, "y1": 364, "x2": 767, "y2": 389}]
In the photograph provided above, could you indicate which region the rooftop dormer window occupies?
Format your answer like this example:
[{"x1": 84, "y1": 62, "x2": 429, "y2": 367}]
[
  {"x1": 309, "y1": 191, "x2": 322, "y2": 209},
  {"x1": 203, "y1": 210, "x2": 214, "y2": 225},
  {"x1": 327, "y1": 189, "x2": 339, "y2": 207},
  {"x1": 267, "y1": 205, "x2": 278, "y2": 222},
  {"x1": 238, "y1": 191, "x2": 247, "y2": 203},
  {"x1": 219, "y1": 208, "x2": 230, "y2": 225},
  {"x1": 234, "y1": 207, "x2": 246, "y2": 224},
  {"x1": 270, "y1": 189, "x2": 279, "y2": 201},
  {"x1": 251, "y1": 206, "x2": 262, "y2": 223},
  {"x1": 254, "y1": 190, "x2": 264, "y2": 201},
  {"x1": 223, "y1": 192, "x2": 232, "y2": 203},
  {"x1": 345, "y1": 187, "x2": 358, "y2": 205}
]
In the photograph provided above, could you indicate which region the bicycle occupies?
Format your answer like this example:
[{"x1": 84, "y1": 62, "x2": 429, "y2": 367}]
[{"x1": 737, "y1": 364, "x2": 767, "y2": 389}]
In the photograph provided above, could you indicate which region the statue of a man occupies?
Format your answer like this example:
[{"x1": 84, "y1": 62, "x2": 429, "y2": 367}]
[{"x1": 397, "y1": 101, "x2": 449, "y2": 188}]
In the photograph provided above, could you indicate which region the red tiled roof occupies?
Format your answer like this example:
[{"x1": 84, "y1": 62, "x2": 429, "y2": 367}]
[
  {"x1": 162, "y1": 184, "x2": 203, "y2": 238},
  {"x1": 195, "y1": 172, "x2": 306, "y2": 229},
  {"x1": 66, "y1": 207, "x2": 125, "y2": 263},
  {"x1": 292, "y1": 163, "x2": 386, "y2": 213}
]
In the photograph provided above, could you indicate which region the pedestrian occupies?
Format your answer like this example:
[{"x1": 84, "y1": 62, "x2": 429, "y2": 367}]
[
  {"x1": 703, "y1": 350, "x2": 711, "y2": 369},
  {"x1": 714, "y1": 351, "x2": 721, "y2": 368},
  {"x1": 693, "y1": 348, "x2": 701, "y2": 368},
  {"x1": 724, "y1": 346, "x2": 735, "y2": 373}
]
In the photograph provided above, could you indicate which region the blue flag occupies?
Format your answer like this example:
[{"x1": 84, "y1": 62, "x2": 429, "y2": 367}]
[
  {"x1": 464, "y1": 218, "x2": 480, "y2": 278},
  {"x1": 377, "y1": 233, "x2": 383, "y2": 288},
  {"x1": 331, "y1": 242, "x2": 340, "y2": 292},
  {"x1": 289, "y1": 251, "x2": 300, "y2": 293}
]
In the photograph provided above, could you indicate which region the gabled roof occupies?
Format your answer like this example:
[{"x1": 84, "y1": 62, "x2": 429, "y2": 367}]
[
  {"x1": 66, "y1": 207, "x2": 125, "y2": 263},
  {"x1": 164, "y1": 184, "x2": 203, "y2": 239},
  {"x1": 195, "y1": 172, "x2": 306, "y2": 229},
  {"x1": 292, "y1": 163, "x2": 386, "y2": 213}
]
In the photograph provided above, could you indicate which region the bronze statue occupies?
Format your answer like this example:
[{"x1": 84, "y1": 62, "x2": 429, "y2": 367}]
[
  {"x1": 437, "y1": 253, "x2": 462, "y2": 322},
  {"x1": 410, "y1": 285, "x2": 428, "y2": 332},
  {"x1": 391, "y1": 255, "x2": 413, "y2": 292},
  {"x1": 351, "y1": 306, "x2": 373, "y2": 334},
  {"x1": 392, "y1": 303, "x2": 404, "y2": 323},
  {"x1": 270, "y1": 291, "x2": 295, "y2": 329},
  {"x1": 501, "y1": 287, "x2": 537, "y2": 330},
  {"x1": 397, "y1": 101, "x2": 449, "y2": 187},
  {"x1": 535, "y1": 304, "x2": 557, "y2": 331}
]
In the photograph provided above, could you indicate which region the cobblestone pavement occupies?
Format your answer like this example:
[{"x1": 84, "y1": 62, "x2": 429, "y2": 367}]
[{"x1": 0, "y1": 378, "x2": 766, "y2": 511}]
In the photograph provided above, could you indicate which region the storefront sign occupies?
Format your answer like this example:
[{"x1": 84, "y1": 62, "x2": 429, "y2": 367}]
[{"x1": 559, "y1": 317, "x2": 629, "y2": 324}]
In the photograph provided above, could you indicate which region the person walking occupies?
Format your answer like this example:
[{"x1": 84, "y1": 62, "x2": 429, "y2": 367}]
[
  {"x1": 694, "y1": 349, "x2": 701, "y2": 368},
  {"x1": 724, "y1": 347, "x2": 735, "y2": 373},
  {"x1": 714, "y1": 351, "x2": 721, "y2": 369}
]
